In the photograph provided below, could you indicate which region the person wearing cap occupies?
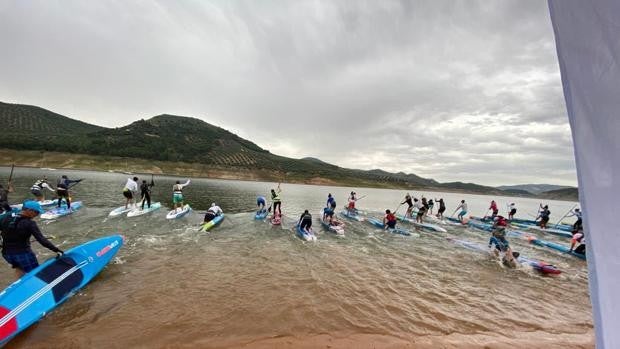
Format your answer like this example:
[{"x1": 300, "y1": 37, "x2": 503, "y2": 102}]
[
  {"x1": 30, "y1": 176, "x2": 55, "y2": 202},
  {"x1": 1, "y1": 200, "x2": 63, "y2": 278},
  {"x1": 56, "y1": 175, "x2": 82, "y2": 209},
  {"x1": 123, "y1": 176, "x2": 139, "y2": 209},
  {"x1": 537, "y1": 204, "x2": 551, "y2": 229},
  {"x1": 203, "y1": 203, "x2": 223, "y2": 223}
]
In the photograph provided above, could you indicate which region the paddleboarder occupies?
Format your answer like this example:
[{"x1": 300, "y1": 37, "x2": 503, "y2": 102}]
[
  {"x1": 30, "y1": 177, "x2": 55, "y2": 202},
  {"x1": 298, "y1": 210, "x2": 313, "y2": 233},
  {"x1": 401, "y1": 193, "x2": 414, "y2": 218},
  {"x1": 1, "y1": 201, "x2": 63, "y2": 279},
  {"x1": 414, "y1": 198, "x2": 426, "y2": 223},
  {"x1": 435, "y1": 198, "x2": 446, "y2": 219},
  {"x1": 0, "y1": 183, "x2": 13, "y2": 214},
  {"x1": 508, "y1": 203, "x2": 517, "y2": 220},
  {"x1": 203, "y1": 203, "x2": 223, "y2": 223},
  {"x1": 123, "y1": 176, "x2": 139, "y2": 209},
  {"x1": 172, "y1": 179, "x2": 191, "y2": 212},
  {"x1": 56, "y1": 175, "x2": 81, "y2": 210},
  {"x1": 537, "y1": 204, "x2": 551, "y2": 229},
  {"x1": 489, "y1": 200, "x2": 498, "y2": 219},
  {"x1": 454, "y1": 200, "x2": 468, "y2": 223},
  {"x1": 383, "y1": 209, "x2": 397, "y2": 229},
  {"x1": 257, "y1": 195, "x2": 266, "y2": 213},
  {"x1": 270, "y1": 183, "x2": 282, "y2": 216},
  {"x1": 139, "y1": 178, "x2": 154, "y2": 210}
]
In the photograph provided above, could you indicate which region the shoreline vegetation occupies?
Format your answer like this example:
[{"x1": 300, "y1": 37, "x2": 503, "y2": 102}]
[{"x1": 0, "y1": 149, "x2": 578, "y2": 201}]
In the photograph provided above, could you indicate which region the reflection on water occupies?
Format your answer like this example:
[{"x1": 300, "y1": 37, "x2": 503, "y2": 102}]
[{"x1": 0, "y1": 167, "x2": 592, "y2": 348}]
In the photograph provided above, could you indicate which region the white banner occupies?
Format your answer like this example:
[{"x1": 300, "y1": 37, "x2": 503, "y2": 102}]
[{"x1": 548, "y1": 1, "x2": 620, "y2": 348}]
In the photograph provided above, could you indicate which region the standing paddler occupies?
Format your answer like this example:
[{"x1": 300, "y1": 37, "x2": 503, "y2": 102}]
[
  {"x1": 453, "y1": 200, "x2": 468, "y2": 223},
  {"x1": 435, "y1": 198, "x2": 446, "y2": 219},
  {"x1": 30, "y1": 176, "x2": 55, "y2": 201},
  {"x1": 537, "y1": 204, "x2": 551, "y2": 229},
  {"x1": 56, "y1": 175, "x2": 82, "y2": 210},
  {"x1": 270, "y1": 183, "x2": 282, "y2": 217},
  {"x1": 401, "y1": 193, "x2": 414, "y2": 218},
  {"x1": 508, "y1": 203, "x2": 517, "y2": 220},
  {"x1": 139, "y1": 177, "x2": 154, "y2": 210},
  {"x1": 123, "y1": 176, "x2": 139, "y2": 209},
  {"x1": 172, "y1": 179, "x2": 191, "y2": 212}
]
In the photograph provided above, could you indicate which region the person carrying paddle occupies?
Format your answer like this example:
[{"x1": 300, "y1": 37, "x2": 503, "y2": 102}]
[
  {"x1": 0, "y1": 183, "x2": 13, "y2": 214},
  {"x1": 30, "y1": 176, "x2": 55, "y2": 201},
  {"x1": 347, "y1": 191, "x2": 358, "y2": 214},
  {"x1": 139, "y1": 179, "x2": 154, "y2": 210},
  {"x1": 56, "y1": 175, "x2": 82, "y2": 210},
  {"x1": 123, "y1": 177, "x2": 139, "y2": 209},
  {"x1": 567, "y1": 208, "x2": 582, "y2": 232},
  {"x1": 270, "y1": 183, "x2": 282, "y2": 216},
  {"x1": 298, "y1": 210, "x2": 312, "y2": 233},
  {"x1": 1, "y1": 201, "x2": 63, "y2": 279},
  {"x1": 401, "y1": 193, "x2": 414, "y2": 218},
  {"x1": 383, "y1": 209, "x2": 397, "y2": 229},
  {"x1": 537, "y1": 204, "x2": 551, "y2": 229},
  {"x1": 454, "y1": 200, "x2": 468, "y2": 223},
  {"x1": 508, "y1": 203, "x2": 517, "y2": 220},
  {"x1": 172, "y1": 179, "x2": 191, "y2": 212},
  {"x1": 428, "y1": 199, "x2": 434, "y2": 215},
  {"x1": 203, "y1": 203, "x2": 223, "y2": 223},
  {"x1": 435, "y1": 198, "x2": 446, "y2": 219}
]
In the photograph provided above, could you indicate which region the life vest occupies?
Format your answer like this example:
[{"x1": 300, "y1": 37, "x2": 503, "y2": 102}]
[
  {"x1": 31, "y1": 179, "x2": 45, "y2": 190},
  {"x1": 272, "y1": 192, "x2": 281, "y2": 202},
  {"x1": 386, "y1": 213, "x2": 396, "y2": 223},
  {"x1": 173, "y1": 184, "x2": 183, "y2": 194},
  {"x1": 496, "y1": 216, "x2": 508, "y2": 227}
]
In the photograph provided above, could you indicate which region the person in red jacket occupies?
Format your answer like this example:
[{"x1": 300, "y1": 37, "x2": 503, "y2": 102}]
[
  {"x1": 489, "y1": 200, "x2": 499, "y2": 219},
  {"x1": 383, "y1": 209, "x2": 397, "y2": 229}
]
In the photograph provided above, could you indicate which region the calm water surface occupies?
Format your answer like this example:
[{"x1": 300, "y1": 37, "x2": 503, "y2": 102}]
[{"x1": 0, "y1": 167, "x2": 593, "y2": 348}]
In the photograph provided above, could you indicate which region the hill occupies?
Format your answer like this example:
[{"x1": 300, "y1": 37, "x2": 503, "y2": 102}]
[
  {"x1": 496, "y1": 184, "x2": 573, "y2": 194},
  {"x1": 538, "y1": 187, "x2": 579, "y2": 201}
]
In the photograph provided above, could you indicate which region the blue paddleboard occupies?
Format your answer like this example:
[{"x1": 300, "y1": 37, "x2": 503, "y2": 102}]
[{"x1": 0, "y1": 235, "x2": 124, "y2": 345}]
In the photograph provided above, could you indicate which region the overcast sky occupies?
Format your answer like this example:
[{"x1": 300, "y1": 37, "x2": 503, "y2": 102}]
[{"x1": 0, "y1": 0, "x2": 577, "y2": 186}]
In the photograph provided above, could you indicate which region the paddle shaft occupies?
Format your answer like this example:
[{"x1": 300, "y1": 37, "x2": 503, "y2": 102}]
[
  {"x1": 554, "y1": 204, "x2": 578, "y2": 228},
  {"x1": 7, "y1": 164, "x2": 14, "y2": 186}
]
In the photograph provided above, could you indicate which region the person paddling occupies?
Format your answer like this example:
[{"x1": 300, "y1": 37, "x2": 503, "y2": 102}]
[
  {"x1": 570, "y1": 228, "x2": 586, "y2": 255},
  {"x1": 172, "y1": 179, "x2": 191, "y2": 212},
  {"x1": 298, "y1": 210, "x2": 313, "y2": 233},
  {"x1": 203, "y1": 203, "x2": 223, "y2": 223},
  {"x1": 56, "y1": 175, "x2": 81, "y2": 210},
  {"x1": 489, "y1": 200, "x2": 498, "y2": 219},
  {"x1": 347, "y1": 191, "x2": 358, "y2": 214},
  {"x1": 428, "y1": 199, "x2": 434, "y2": 215},
  {"x1": 567, "y1": 208, "x2": 582, "y2": 232},
  {"x1": 30, "y1": 176, "x2": 55, "y2": 202},
  {"x1": 435, "y1": 198, "x2": 446, "y2": 219},
  {"x1": 139, "y1": 179, "x2": 154, "y2": 210},
  {"x1": 413, "y1": 198, "x2": 426, "y2": 223},
  {"x1": 123, "y1": 176, "x2": 139, "y2": 209},
  {"x1": 1, "y1": 201, "x2": 63, "y2": 279},
  {"x1": 401, "y1": 193, "x2": 414, "y2": 218},
  {"x1": 270, "y1": 183, "x2": 282, "y2": 216},
  {"x1": 383, "y1": 209, "x2": 397, "y2": 229},
  {"x1": 537, "y1": 204, "x2": 551, "y2": 229},
  {"x1": 454, "y1": 200, "x2": 468, "y2": 223},
  {"x1": 508, "y1": 203, "x2": 517, "y2": 220}
]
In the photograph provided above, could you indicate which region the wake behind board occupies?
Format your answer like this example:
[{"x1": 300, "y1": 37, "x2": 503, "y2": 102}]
[
  {"x1": 0, "y1": 235, "x2": 124, "y2": 346},
  {"x1": 127, "y1": 202, "x2": 162, "y2": 218},
  {"x1": 339, "y1": 210, "x2": 364, "y2": 221},
  {"x1": 40, "y1": 201, "x2": 83, "y2": 220},
  {"x1": 200, "y1": 214, "x2": 225, "y2": 232},
  {"x1": 166, "y1": 204, "x2": 191, "y2": 220}
]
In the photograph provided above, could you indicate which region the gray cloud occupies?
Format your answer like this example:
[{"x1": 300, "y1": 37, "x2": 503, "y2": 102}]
[{"x1": 0, "y1": 0, "x2": 577, "y2": 186}]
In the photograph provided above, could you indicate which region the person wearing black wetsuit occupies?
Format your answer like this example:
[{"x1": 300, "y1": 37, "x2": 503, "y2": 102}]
[
  {"x1": 56, "y1": 175, "x2": 81, "y2": 209},
  {"x1": 401, "y1": 194, "x2": 413, "y2": 218},
  {"x1": 436, "y1": 198, "x2": 446, "y2": 219},
  {"x1": 298, "y1": 210, "x2": 312, "y2": 232},
  {"x1": 140, "y1": 180, "x2": 154, "y2": 209},
  {"x1": 1, "y1": 201, "x2": 63, "y2": 278}
]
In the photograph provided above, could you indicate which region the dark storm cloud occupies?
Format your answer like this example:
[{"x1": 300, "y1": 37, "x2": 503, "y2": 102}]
[{"x1": 0, "y1": 0, "x2": 576, "y2": 186}]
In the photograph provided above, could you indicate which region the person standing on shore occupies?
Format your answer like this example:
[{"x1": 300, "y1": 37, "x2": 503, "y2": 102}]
[
  {"x1": 1, "y1": 201, "x2": 63, "y2": 279},
  {"x1": 30, "y1": 177, "x2": 55, "y2": 202}
]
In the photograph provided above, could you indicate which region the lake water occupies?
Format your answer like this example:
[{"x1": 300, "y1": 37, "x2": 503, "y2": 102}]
[{"x1": 0, "y1": 167, "x2": 593, "y2": 348}]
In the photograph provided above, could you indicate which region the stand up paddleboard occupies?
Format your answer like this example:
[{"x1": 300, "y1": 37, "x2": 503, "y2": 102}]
[
  {"x1": 40, "y1": 201, "x2": 83, "y2": 220},
  {"x1": 0, "y1": 235, "x2": 124, "y2": 346},
  {"x1": 108, "y1": 205, "x2": 135, "y2": 217},
  {"x1": 366, "y1": 217, "x2": 412, "y2": 236},
  {"x1": 319, "y1": 209, "x2": 344, "y2": 235},
  {"x1": 296, "y1": 224, "x2": 317, "y2": 241},
  {"x1": 396, "y1": 214, "x2": 447, "y2": 233},
  {"x1": 166, "y1": 204, "x2": 191, "y2": 219},
  {"x1": 339, "y1": 210, "x2": 364, "y2": 221},
  {"x1": 127, "y1": 202, "x2": 162, "y2": 218},
  {"x1": 255, "y1": 210, "x2": 268, "y2": 220},
  {"x1": 200, "y1": 214, "x2": 225, "y2": 232}
]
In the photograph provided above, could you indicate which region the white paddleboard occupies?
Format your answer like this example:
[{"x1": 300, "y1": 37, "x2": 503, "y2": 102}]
[
  {"x1": 166, "y1": 204, "x2": 191, "y2": 219},
  {"x1": 127, "y1": 202, "x2": 162, "y2": 217},
  {"x1": 108, "y1": 205, "x2": 135, "y2": 217}
]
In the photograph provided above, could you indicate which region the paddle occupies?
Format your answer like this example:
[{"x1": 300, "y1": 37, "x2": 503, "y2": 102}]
[
  {"x1": 7, "y1": 164, "x2": 14, "y2": 187},
  {"x1": 356, "y1": 195, "x2": 367, "y2": 201},
  {"x1": 482, "y1": 209, "x2": 490, "y2": 220},
  {"x1": 554, "y1": 204, "x2": 578, "y2": 228}
]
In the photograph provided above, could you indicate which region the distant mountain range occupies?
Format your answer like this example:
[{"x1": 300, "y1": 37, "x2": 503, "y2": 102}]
[
  {"x1": 496, "y1": 184, "x2": 573, "y2": 194},
  {"x1": 0, "y1": 101, "x2": 578, "y2": 200}
]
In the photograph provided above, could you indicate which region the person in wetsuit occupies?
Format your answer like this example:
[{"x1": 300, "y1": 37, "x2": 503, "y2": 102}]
[
  {"x1": 140, "y1": 179, "x2": 154, "y2": 210},
  {"x1": 401, "y1": 193, "x2": 413, "y2": 218},
  {"x1": 1, "y1": 201, "x2": 63, "y2": 279},
  {"x1": 0, "y1": 183, "x2": 13, "y2": 214},
  {"x1": 56, "y1": 175, "x2": 81, "y2": 210},
  {"x1": 298, "y1": 210, "x2": 312, "y2": 233}
]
